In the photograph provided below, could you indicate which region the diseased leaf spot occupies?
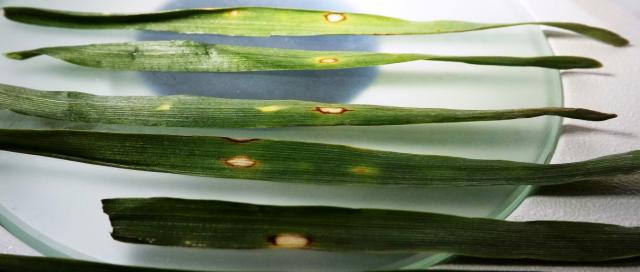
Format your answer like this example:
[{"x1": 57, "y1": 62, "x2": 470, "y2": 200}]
[
  {"x1": 222, "y1": 137, "x2": 259, "y2": 143},
  {"x1": 183, "y1": 240, "x2": 207, "y2": 247},
  {"x1": 257, "y1": 105, "x2": 287, "y2": 112},
  {"x1": 318, "y1": 57, "x2": 339, "y2": 64},
  {"x1": 315, "y1": 107, "x2": 351, "y2": 114},
  {"x1": 228, "y1": 10, "x2": 239, "y2": 16},
  {"x1": 224, "y1": 156, "x2": 258, "y2": 168},
  {"x1": 324, "y1": 13, "x2": 346, "y2": 23},
  {"x1": 155, "y1": 103, "x2": 172, "y2": 111},
  {"x1": 269, "y1": 234, "x2": 310, "y2": 249},
  {"x1": 128, "y1": 46, "x2": 142, "y2": 60},
  {"x1": 350, "y1": 166, "x2": 378, "y2": 175}
]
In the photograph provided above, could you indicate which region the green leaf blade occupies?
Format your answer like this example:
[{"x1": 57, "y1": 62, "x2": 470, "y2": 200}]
[
  {"x1": 5, "y1": 41, "x2": 603, "y2": 71},
  {"x1": 2, "y1": 6, "x2": 629, "y2": 46},
  {"x1": 0, "y1": 83, "x2": 617, "y2": 129},
  {"x1": 430, "y1": 55, "x2": 602, "y2": 70},
  {"x1": 0, "y1": 129, "x2": 637, "y2": 186},
  {"x1": 536, "y1": 22, "x2": 630, "y2": 47},
  {"x1": 103, "y1": 197, "x2": 640, "y2": 262}
]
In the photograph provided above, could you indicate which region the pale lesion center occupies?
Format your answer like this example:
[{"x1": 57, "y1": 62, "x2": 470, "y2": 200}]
[
  {"x1": 224, "y1": 156, "x2": 258, "y2": 168},
  {"x1": 270, "y1": 233, "x2": 310, "y2": 248},
  {"x1": 324, "y1": 13, "x2": 346, "y2": 23}
]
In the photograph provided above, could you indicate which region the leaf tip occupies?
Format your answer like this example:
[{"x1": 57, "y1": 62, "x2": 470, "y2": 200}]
[
  {"x1": 608, "y1": 34, "x2": 630, "y2": 47},
  {"x1": 593, "y1": 29, "x2": 630, "y2": 47},
  {"x1": 592, "y1": 112, "x2": 618, "y2": 121},
  {"x1": 556, "y1": 56, "x2": 602, "y2": 69},
  {"x1": 591, "y1": 59, "x2": 604, "y2": 68},
  {"x1": 541, "y1": 22, "x2": 630, "y2": 47},
  {"x1": 4, "y1": 50, "x2": 39, "y2": 60},
  {"x1": 598, "y1": 30, "x2": 630, "y2": 47},
  {"x1": 4, "y1": 52, "x2": 20, "y2": 60},
  {"x1": 600, "y1": 112, "x2": 617, "y2": 121},
  {"x1": 566, "y1": 108, "x2": 618, "y2": 121}
]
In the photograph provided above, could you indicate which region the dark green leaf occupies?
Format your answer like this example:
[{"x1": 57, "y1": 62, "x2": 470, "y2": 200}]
[
  {"x1": 0, "y1": 129, "x2": 638, "y2": 186},
  {"x1": 104, "y1": 197, "x2": 640, "y2": 262}
]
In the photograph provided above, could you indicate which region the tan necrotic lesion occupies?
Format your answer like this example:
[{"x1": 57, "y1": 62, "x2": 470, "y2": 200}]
[
  {"x1": 350, "y1": 166, "x2": 378, "y2": 175},
  {"x1": 318, "y1": 57, "x2": 339, "y2": 64},
  {"x1": 224, "y1": 156, "x2": 258, "y2": 168},
  {"x1": 314, "y1": 107, "x2": 351, "y2": 114},
  {"x1": 324, "y1": 13, "x2": 346, "y2": 23},
  {"x1": 269, "y1": 233, "x2": 310, "y2": 248}
]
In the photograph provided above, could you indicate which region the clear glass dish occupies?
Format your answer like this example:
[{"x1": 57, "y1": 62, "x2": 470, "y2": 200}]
[{"x1": 0, "y1": 0, "x2": 562, "y2": 270}]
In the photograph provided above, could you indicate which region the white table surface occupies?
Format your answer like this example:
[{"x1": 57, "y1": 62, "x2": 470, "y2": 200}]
[{"x1": 2, "y1": 0, "x2": 639, "y2": 271}]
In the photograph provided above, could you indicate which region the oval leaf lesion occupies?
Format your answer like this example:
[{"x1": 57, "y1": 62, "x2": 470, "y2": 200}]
[
  {"x1": 318, "y1": 57, "x2": 339, "y2": 64},
  {"x1": 155, "y1": 102, "x2": 173, "y2": 111},
  {"x1": 268, "y1": 233, "x2": 311, "y2": 249},
  {"x1": 224, "y1": 156, "x2": 258, "y2": 168},
  {"x1": 350, "y1": 166, "x2": 378, "y2": 175},
  {"x1": 324, "y1": 12, "x2": 347, "y2": 23},
  {"x1": 314, "y1": 107, "x2": 351, "y2": 114}
]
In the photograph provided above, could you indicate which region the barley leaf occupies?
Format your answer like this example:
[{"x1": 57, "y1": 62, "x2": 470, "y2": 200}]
[
  {"x1": 5, "y1": 41, "x2": 602, "y2": 72},
  {"x1": 0, "y1": 129, "x2": 637, "y2": 186},
  {"x1": 2, "y1": 6, "x2": 629, "y2": 46},
  {"x1": 103, "y1": 197, "x2": 640, "y2": 262},
  {"x1": 0, "y1": 83, "x2": 616, "y2": 129}
]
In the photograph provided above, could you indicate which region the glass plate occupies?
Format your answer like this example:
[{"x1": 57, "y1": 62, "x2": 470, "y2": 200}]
[{"x1": 0, "y1": 0, "x2": 562, "y2": 270}]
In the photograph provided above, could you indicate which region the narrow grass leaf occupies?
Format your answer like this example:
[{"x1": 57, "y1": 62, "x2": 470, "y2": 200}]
[
  {"x1": 5, "y1": 41, "x2": 602, "y2": 72},
  {"x1": 2, "y1": 6, "x2": 629, "y2": 46},
  {"x1": 0, "y1": 129, "x2": 638, "y2": 186},
  {"x1": 0, "y1": 83, "x2": 616, "y2": 129},
  {"x1": 104, "y1": 197, "x2": 640, "y2": 262}
]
